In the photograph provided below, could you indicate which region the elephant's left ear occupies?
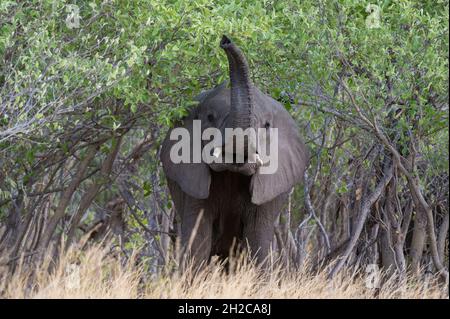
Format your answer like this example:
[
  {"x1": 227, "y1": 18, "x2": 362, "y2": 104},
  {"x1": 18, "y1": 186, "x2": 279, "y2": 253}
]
[
  {"x1": 160, "y1": 115, "x2": 211, "y2": 199},
  {"x1": 250, "y1": 106, "x2": 309, "y2": 205}
]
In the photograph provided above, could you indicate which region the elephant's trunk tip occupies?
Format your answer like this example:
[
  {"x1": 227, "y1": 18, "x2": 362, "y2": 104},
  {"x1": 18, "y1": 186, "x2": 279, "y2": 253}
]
[{"x1": 220, "y1": 35, "x2": 232, "y2": 49}]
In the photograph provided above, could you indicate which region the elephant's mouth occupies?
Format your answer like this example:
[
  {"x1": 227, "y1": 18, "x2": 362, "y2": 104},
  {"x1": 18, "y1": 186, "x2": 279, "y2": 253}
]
[
  {"x1": 209, "y1": 161, "x2": 258, "y2": 176},
  {"x1": 208, "y1": 146, "x2": 263, "y2": 176}
]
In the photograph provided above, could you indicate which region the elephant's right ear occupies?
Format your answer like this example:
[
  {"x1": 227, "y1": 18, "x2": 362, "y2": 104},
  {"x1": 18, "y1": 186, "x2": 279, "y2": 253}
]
[{"x1": 160, "y1": 116, "x2": 211, "y2": 199}]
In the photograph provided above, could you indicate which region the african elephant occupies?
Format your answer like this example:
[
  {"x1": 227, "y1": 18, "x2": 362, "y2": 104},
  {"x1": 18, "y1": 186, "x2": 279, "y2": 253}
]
[{"x1": 160, "y1": 36, "x2": 309, "y2": 268}]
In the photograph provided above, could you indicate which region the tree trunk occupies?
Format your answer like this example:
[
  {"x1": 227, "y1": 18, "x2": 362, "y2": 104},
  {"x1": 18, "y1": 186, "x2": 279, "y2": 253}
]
[
  {"x1": 66, "y1": 137, "x2": 122, "y2": 247},
  {"x1": 38, "y1": 144, "x2": 99, "y2": 256},
  {"x1": 409, "y1": 201, "x2": 428, "y2": 274},
  {"x1": 437, "y1": 212, "x2": 449, "y2": 267}
]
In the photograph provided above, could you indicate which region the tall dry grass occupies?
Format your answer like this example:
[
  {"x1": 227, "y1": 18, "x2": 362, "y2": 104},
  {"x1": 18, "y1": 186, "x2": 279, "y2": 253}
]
[{"x1": 0, "y1": 244, "x2": 447, "y2": 299}]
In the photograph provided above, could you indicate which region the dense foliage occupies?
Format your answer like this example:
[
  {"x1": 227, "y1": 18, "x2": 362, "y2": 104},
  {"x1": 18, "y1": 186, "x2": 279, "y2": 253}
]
[{"x1": 0, "y1": 0, "x2": 448, "y2": 281}]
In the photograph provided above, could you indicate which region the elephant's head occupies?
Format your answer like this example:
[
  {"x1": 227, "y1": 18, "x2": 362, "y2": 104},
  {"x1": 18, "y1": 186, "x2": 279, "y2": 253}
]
[{"x1": 161, "y1": 36, "x2": 309, "y2": 205}]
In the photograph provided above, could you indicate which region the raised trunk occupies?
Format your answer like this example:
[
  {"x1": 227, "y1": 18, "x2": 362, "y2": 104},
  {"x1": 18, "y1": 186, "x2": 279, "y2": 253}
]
[{"x1": 220, "y1": 35, "x2": 253, "y2": 129}]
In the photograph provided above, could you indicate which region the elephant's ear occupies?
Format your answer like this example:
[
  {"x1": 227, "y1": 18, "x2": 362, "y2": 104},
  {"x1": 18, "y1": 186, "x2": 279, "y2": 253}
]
[
  {"x1": 160, "y1": 115, "x2": 211, "y2": 199},
  {"x1": 160, "y1": 82, "x2": 227, "y2": 199},
  {"x1": 250, "y1": 103, "x2": 309, "y2": 205}
]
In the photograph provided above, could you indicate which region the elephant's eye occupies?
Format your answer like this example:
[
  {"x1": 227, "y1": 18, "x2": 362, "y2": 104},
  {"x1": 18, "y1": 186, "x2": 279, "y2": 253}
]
[
  {"x1": 207, "y1": 114, "x2": 214, "y2": 122},
  {"x1": 264, "y1": 122, "x2": 271, "y2": 129}
]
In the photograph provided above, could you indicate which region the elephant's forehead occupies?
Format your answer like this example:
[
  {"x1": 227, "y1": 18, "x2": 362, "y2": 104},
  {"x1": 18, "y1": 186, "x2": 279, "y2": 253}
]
[
  {"x1": 253, "y1": 88, "x2": 282, "y2": 113},
  {"x1": 199, "y1": 86, "x2": 287, "y2": 123},
  {"x1": 200, "y1": 87, "x2": 231, "y2": 112}
]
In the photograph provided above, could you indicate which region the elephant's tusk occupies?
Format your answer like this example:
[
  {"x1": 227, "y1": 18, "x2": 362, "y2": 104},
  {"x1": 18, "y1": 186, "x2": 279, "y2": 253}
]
[
  {"x1": 213, "y1": 147, "x2": 222, "y2": 158},
  {"x1": 255, "y1": 154, "x2": 264, "y2": 166}
]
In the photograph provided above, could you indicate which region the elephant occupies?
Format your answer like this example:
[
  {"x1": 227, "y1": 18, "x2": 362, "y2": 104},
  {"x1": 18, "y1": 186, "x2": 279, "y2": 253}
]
[{"x1": 160, "y1": 35, "x2": 309, "y2": 269}]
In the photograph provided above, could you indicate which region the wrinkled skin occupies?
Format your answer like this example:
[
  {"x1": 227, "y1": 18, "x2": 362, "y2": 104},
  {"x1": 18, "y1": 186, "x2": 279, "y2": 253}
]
[{"x1": 160, "y1": 36, "x2": 309, "y2": 268}]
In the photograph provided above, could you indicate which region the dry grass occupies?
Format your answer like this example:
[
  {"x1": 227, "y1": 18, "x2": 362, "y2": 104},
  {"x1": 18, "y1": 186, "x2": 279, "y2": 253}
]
[{"x1": 0, "y1": 244, "x2": 447, "y2": 299}]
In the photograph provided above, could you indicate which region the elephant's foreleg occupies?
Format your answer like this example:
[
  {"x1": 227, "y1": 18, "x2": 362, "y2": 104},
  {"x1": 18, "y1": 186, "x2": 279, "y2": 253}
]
[
  {"x1": 242, "y1": 200, "x2": 282, "y2": 265},
  {"x1": 180, "y1": 202, "x2": 212, "y2": 271}
]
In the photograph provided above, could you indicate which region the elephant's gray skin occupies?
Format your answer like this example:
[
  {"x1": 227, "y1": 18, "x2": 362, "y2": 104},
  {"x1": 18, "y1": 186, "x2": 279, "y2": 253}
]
[{"x1": 160, "y1": 36, "x2": 309, "y2": 268}]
